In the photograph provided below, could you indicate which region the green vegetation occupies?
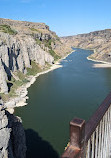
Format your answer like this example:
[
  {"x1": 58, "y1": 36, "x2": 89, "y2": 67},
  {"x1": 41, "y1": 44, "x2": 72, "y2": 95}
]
[
  {"x1": 27, "y1": 61, "x2": 42, "y2": 76},
  {"x1": 30, "y1": 27, "x2": 41, "y2": 33},
  {"x1": 44, "y1": 39, "x2": 60, "y2": 60},
  {"x1": 44, "y1": 39, "x2": 55, "y2": 48},
  {"x1": 45, "y1": 62, "x2": 51, "y2": 69},
  {"x1": 8, "y1": 75, "x2": 28, "y2": 98},
  {"x1": 0, "y1": 62, "x2": 43, "y2": 102},
  {"x1": 0, "y1": 93, "x2": 10, "y2": 102},
  {"x1": 0, "y1": 71, "x2": 29, "y2": 101},
  {"x1": 34, "y1": 38, "x2": 53, "y2": 48},
  {"x1": 35, "y1": 38, "x2": 42, "y2": 45},
  {"x1": 0, "y1": 25, "x2": 17, "y2": 35},
  {"x1": 66, "y1": 52, "x2": 70, "y2": 54},
  {"x1": 0, "y1": 80, "x2": 25, "y2": 101},
  {"x1": 16, "y1": 71, "x2": 26, "y2": 80},
  {"x1": 33, "y1": 35, "x2": 60, "y2": 61},
  {"x1": 31, "y1": 28, "x2": 61, "y2": 61},
  {"x1": 43, "y1": 39, "x2": 60, "y2": 60},
  {"x1": 0, "y1": 26, "x2": 61, "y2": 102},
  {"x1": 49, "y1": 50, "x2": 60, "y2": 61}
]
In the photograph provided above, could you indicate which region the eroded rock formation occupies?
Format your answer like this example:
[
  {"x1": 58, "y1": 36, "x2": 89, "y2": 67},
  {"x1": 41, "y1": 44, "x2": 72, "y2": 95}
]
[
  {"x1": 0, "y1": 99, "x2": 26, "y2": 158},
  {"x1": 0, "y1": 32, "x2": 54, "y2": 94},
  {"x1": 0, "y1": 18, "x2": 72, "y2": 158},
  {"x1": 0, "y1": 18, "x2": 71, "y2": 94}
]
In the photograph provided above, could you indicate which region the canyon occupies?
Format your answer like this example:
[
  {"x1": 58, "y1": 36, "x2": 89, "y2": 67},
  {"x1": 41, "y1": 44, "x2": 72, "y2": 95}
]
[
  {"x1": 61, "y1": 29, "x2": 111, "y2": 63},
  {"x1": 1, "y1": 18, "x2": 111, "y2": 158}
]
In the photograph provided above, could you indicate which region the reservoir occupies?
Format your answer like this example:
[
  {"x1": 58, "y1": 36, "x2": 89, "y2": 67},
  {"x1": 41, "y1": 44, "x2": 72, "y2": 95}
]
[{"x1": 15, "y1": 48, "x2": 111, "y2": 158}]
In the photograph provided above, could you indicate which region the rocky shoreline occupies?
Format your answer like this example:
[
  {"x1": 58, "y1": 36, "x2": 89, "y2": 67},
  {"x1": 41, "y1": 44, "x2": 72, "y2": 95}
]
[
  {"x1": 0, "y1": 18, "x2": 72, "y2": 113},
  {"x1": 4, "y1": 51, "x2": 73, "y2": 114},
  {"x1": 87, "y1": 56, "x2": 111, "y2": 68},
  {"x1": 0, "y1": 18, "x2": 72, "y2": 158},
  {"x1": 61, "y1": 29, "x2": 111, "y2": 65},
  {"x1": 0, "y1": 47, "x2": 72, "y2": 158}
]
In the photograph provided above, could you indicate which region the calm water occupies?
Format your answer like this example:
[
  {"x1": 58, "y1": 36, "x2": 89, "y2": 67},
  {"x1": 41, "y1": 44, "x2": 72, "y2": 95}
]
[{"x1": 15, "y1": 48, "x2": 111, "y2": 158}]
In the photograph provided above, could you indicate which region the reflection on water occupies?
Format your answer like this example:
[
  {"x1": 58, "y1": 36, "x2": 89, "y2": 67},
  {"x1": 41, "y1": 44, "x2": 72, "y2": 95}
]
[
  {"x1": 25, "y1": 129, "x2": 59, "y2": 158},
  {"x1": 15, "y1": 48, "x2": 111, "y2": 156}
]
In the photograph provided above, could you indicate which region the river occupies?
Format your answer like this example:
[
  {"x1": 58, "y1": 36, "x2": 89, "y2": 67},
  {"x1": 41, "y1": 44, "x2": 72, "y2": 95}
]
[{"x1": 15, "y1": 48, "x2": 111, "y2": 158}]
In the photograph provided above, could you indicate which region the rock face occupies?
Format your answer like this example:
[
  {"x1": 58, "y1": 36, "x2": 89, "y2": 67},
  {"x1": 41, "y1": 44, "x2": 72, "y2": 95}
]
[
  {"x1": 0, "y1": 32, "x2": 53, "y2": 94},
  {"x1": 61, "y1": 29, "x2": 111, "y2": 62},
  {"x1": 0, "y1": 18, "x2": 71, "y2": 94},
  {"x1": 0, "y1": 58, "x2": 8, "y2": 94},
  {"x1": 0, "y1": 99, "x2": 26, "y2": 158},
  {"x1": 0, "y1": 18, "x2": 72, "y2": 158}
]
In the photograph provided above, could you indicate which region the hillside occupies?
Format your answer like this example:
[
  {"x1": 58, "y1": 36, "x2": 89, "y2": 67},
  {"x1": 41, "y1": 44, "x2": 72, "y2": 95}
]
[
  {"x1": 61, "y1": 29, "x2": 111, "y2": 62},
  {"x1": 0, "y1": 18, "x2": 71, "y2": 96}
]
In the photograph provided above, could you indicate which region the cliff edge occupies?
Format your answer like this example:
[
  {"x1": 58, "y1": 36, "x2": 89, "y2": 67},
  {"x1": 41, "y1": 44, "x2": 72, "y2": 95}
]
[
  {"x1": 0, "y1": 18, "x2": 71, "y2": 97},
  {"x1": 0, "y1": 18, "x2": 71, "y2": 158}
]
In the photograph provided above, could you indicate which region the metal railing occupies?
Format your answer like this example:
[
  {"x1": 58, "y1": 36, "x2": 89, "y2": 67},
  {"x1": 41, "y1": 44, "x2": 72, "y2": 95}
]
[{"x1": 61, "y1": 92, "x2": 111, "y2": 158}]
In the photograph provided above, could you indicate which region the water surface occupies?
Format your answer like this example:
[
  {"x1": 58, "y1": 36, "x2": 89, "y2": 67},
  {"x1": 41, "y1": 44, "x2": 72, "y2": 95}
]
[{"x1": 15, "y1": 48, "x2": 111, "y2": 157}]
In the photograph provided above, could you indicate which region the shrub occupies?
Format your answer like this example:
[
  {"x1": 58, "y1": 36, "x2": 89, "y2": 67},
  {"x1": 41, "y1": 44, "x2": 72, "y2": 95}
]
[
  {"x1": 0, "y1": 25, "x2": 17, "y2": 35},
  {"x1": 49, "y1": 50, "x2": 60, "y2": 60},
  {"x1": 35, "y1": 38, "x2": 42, "y2": 45},
  {"x1": 27, "y1": 61, "x2": 42, "y2": 76}
]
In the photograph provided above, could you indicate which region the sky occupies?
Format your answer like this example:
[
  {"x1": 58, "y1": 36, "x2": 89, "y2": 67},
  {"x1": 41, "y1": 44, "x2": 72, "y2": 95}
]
[{"x1": 0, "y1": 0, "x2": 111, "y2": 36}]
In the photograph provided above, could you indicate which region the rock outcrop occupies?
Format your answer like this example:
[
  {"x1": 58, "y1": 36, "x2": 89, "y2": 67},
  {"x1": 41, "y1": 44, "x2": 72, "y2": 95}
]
[
  {"x1": 61, "y1": 29, "x2": 111, "y2": 62},
  {"x1": 0, "y1": 32, "x2": 54, "y2": 94},
  {"x1": 0, "y1": 18, "x2": 71, "y2": 95},
  {"x1": 0, "y1": 18, "x2": 72, "y2": 158},
  {"x1": 0, "y1": 99, "x2": 26, "y2": 158},
  {"x1": 0, "y1": 58, "x2": 8, "y2": 94}
]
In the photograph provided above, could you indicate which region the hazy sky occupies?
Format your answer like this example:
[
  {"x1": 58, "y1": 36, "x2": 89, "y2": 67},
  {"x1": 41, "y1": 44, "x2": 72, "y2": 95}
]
[{"x1": 0, "y1": 0, "x2": 111, "y2": 36}]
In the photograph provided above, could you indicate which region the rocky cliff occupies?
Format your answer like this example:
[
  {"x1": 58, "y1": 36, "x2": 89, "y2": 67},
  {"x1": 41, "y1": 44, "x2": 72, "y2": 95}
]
[
  {"x1": 0, "y1": 18, "x2": 70, "y2": 158},
  {"x1": 0, "y1": 18, "x2": 70, "y2": 96},
  {"x1": 0, "y1": 99, "x2": 26, "y2": 158},
  {"x1": 61, "y1": 29, "x2": 111, "y2": 62},
  {"x1": 0, "y1": 18, "x2": 71, "y2": 158}
]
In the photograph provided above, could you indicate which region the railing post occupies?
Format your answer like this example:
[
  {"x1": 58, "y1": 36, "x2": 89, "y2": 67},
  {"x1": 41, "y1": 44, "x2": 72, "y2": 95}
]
[
  {"x1": 70, "y1": 118, "x2": 85, "y2": 149},
  {"x1": 61, "y1": 118, "x2": 85, "y2": 158}
]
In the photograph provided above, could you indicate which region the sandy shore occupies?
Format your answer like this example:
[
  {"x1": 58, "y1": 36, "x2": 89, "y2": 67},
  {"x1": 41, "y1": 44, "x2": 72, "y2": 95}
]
[
  {"x1": 93, "y1": 63, "x2": 111, "y2": 68},
  {"x1": 5, "y1": 51, "x2": 73, "y2": 114},
  {"x1": 87, "y1": 57, "x2": 111, "y2": 68}
]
